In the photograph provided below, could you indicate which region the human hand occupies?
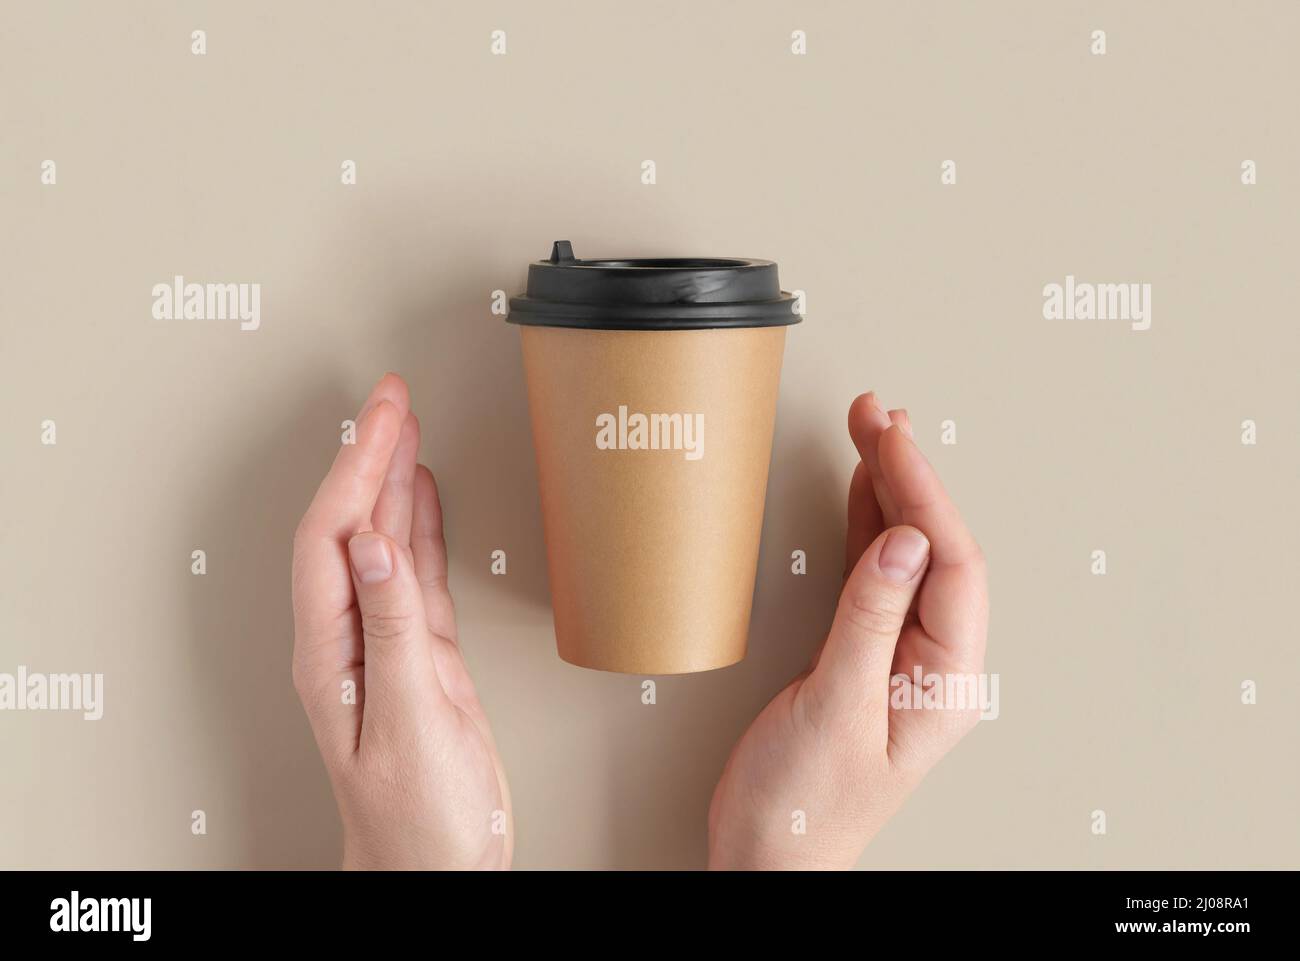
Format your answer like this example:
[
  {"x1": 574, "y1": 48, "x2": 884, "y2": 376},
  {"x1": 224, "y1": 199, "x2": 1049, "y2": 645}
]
[
  {"x1": 291, "y1": 373, "x2": 512, "y2": 870},
  {"x1": 708, "y1": 392, "x2": 988, "y2": 870}
]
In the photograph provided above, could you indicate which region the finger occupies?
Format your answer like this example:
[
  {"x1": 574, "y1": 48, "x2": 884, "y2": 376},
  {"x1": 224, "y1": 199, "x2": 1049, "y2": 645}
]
[
  {"x1": 877, "y1": 424, "x2": 982, "y2": 571},
  {"x1": 847, "y1": 392, "x2": 900, "y2": 526},
  {"x1": 371, "y1": 412, "x2": 420, "y2": 547},
  {"x1": 299, "y1": 373, "x2": 410, "y2": 541},
  {"x1": 888, "y1": 408, "x2": 912, "y2": 438},
  {"x1": 357, "y1": 371, "x2": 410, "y2": 426},
  {"x1": 348, "y1": 531, "x2": 452, "y2": 746},
  {"x1": 292, "y1": 400, "x2": 405, "y2": 643},
  {"x1": 878, "y1": 425, "x2": 987, "y2": 662},
  {"x1": 412, "y1": 465, "x2": 457, "y2": 643},
  {"x1": 803, "y1": 525, "x2": 931, "y2": 724},
  {"x1": 290, "y1": 376, "x2": 412, "y2": 767},
  {"x1": 291, "y1": 400, "x2": 408, "y2": 765},
  {"x1": 844, "y1": 460, "x2": 884, "y2": 579}
]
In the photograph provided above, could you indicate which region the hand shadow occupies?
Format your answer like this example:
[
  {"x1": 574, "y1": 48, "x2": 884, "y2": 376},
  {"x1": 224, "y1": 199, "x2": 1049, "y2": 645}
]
[
  {"x1": 185, "y1": 237, "x2": 845, "y2": 869},
  {"x1": 185, "y1": 377, "x2": 352, "y2": 868},
  {"x1": 601, "y1": 412, "x2": 850, "y2": 869}
]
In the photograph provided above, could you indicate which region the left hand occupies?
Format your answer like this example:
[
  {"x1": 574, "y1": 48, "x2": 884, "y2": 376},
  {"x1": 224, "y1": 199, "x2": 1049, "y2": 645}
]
[{"x1": 291, "y1": 373, "x2": 513, "y2": 870}]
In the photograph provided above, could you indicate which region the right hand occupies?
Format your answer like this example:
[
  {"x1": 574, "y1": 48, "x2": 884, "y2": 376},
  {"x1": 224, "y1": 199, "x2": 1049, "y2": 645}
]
[{"x1": 708, "y1": 392, "x2": 989, "y2": 870}]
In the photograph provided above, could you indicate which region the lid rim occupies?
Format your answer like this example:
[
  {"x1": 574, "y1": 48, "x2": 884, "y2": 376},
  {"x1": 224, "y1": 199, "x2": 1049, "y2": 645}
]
[
  {"x1": 540, "y1": 257, "x2": 777, "y2": 272},
  {"x1": 507, "y1": 295, "x2": 803, "y2": 330},
  {"x1": 508, "y1": 241, "x2": 803, "y2": 330},
  {"x1": 507, "y1": 317, "x2": 803, "y2": 331}
]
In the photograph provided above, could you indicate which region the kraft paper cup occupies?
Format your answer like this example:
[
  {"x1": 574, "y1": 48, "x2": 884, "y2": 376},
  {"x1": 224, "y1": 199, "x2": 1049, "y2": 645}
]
[{"x1": 509, "y1": 241, "x2": 800, "y2": 674}]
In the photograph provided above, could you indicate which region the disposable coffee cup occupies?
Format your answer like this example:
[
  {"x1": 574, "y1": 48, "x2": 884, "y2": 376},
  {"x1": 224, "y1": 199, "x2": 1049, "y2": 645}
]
[{"x1": 509, "y1": 241, "x2": 801, "y2": 674}]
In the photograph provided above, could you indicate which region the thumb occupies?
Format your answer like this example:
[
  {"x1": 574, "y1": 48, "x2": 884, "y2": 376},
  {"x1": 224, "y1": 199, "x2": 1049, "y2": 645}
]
[
  {"x1": 347, "y1": 531, "x2": 450, "y2": 739},
  {"x1": 805, "y1": 525, "x2": 930, "y2": 721}
]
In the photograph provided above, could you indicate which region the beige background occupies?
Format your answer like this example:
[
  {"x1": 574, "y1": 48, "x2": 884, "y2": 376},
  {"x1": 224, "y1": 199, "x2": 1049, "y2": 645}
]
[{"x1": 2, "y1": 1, "x2": 1297, "y2": 869}]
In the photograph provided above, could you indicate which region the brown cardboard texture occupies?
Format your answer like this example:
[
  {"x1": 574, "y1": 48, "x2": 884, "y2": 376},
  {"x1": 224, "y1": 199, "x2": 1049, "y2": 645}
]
[{"x1": 520, "y1": 325, "x2": 787, "y2": 674}]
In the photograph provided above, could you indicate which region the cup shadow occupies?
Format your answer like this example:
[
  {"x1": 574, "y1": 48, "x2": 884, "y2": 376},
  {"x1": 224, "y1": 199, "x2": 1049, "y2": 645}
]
[
  {"x1": 600, "y1": 414, "x2": 849, "y2": 869},
  {"x1": 184, "y1": 237, "x2": 847, "y2": 869},
  {"x1": 391, "y1": 292, "x2": 551, "y2": 614}
]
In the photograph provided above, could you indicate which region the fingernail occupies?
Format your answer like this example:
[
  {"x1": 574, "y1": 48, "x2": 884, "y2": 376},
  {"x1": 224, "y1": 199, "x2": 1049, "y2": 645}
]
[
  {"x1": 348, "y1": 533, "x2": 393, "y2": 584},
  {"x1": 878, "y1": 528, "x2": 929, "y2": 582},
  {"x1": 868, "y1": 393, "x2": 892, "y2": 426}
]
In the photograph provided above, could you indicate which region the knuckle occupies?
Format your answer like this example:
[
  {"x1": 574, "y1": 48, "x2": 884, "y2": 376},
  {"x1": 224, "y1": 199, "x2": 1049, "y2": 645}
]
[
  {"x1": 291, "y1": 658, "x2": 325, "y2": 714},
  {"x1": 291, "y1": 654, "x2": 326, "y2": 704},
  {"x1": 360, "y1": 609, "x2": 417, "y2": 641},
  {"x1": 417, "y1": 569, "x2": 449, "y2": 593},
  {"x1": 841, "y1": 590, "x2": 904, "y2": 638},
  {"x1": 793, "y1": 674, "x2": 830, "y2": 736}
]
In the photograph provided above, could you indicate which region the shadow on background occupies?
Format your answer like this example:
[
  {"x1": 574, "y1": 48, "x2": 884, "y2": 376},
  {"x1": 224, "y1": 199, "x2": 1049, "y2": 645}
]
[
  {"x1": 186, "y1": 377, "x2": 350, "y2": 868},
  {"x1": 390, "y1": 284, "x2": 551, "y2": 613},
  {"x1": 184, "y1": 196, "x2": 850, "y2": 867},
  {"x1": 184, "y1": 260, "x2": 553, "y2": 867},
  {"x1": 601, "y1": 414, "x2": 849, "y2": 869}
]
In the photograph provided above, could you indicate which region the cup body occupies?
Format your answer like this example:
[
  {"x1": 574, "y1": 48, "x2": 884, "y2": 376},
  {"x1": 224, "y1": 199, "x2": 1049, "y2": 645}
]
[{"x1": 520, "y1": 324, "x2": 787, "y2": 674}]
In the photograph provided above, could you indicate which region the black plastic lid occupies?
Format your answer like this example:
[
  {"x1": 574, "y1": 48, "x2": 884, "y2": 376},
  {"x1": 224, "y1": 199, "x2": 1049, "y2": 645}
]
[{"x1": 507, "y1": 241, "x2": 802, "y2": 330}]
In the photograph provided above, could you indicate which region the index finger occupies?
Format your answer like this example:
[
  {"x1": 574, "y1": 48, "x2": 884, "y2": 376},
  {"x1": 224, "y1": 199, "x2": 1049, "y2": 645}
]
[
  {"x1": 878, "y1": 425, "x2": 981, "y2": 568},
  {"x1": 298, "y1": 374, "x2": 410, "y2": 540},
  {"x1": 877, "y1": 425, "x2": 987, "y2": 655},
  {"x1": 292, "y1": 399, "x2": 405, "y2": 649}
]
